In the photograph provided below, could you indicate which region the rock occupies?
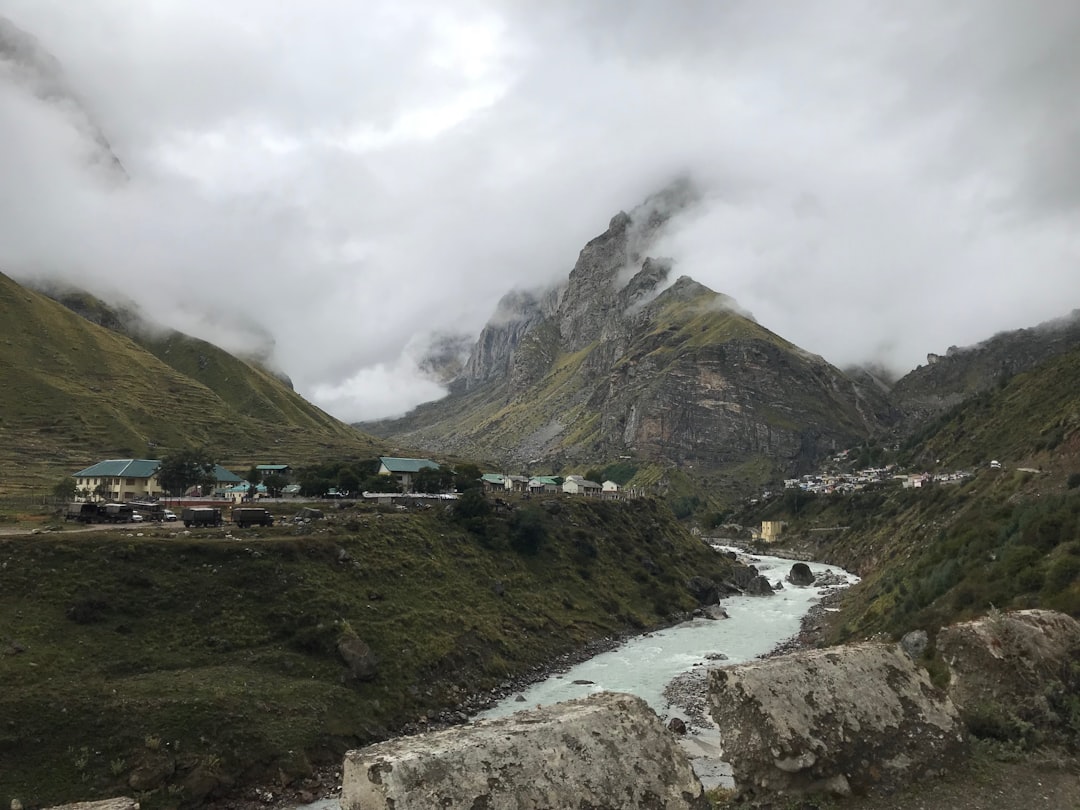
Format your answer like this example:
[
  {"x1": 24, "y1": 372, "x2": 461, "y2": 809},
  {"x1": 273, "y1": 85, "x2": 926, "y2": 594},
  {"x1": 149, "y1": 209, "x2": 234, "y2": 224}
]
[
  {"x1": 787, "y1": 562, "x2": 815, "y2": 586},
  {"x1": 937, "y1": 609, "x2": 1080, "y2": 735},
  {"x1": 571, "y1": 679, "x2": 595, "y2": 685},
  {"x1": 514, "y1": 694, "x2": 526, "y2": 702},
  {"x1": 686, "y1": 575, "x2": 720, "y2": 605},
  {"x1": 730, "y1": 564, "x2": 760, "y2": 590},
  {"x1": 342, "y1": 692, "x2": 709, "y2": 810},
  {"x1": 708, "y1": 641, "x2": 965, "y2": 799},
  {"x1": 705, "y1": 652, "x2": 729, "y2": 661},
  {"x1": 338, "y1": 631, "x2": 379, "y2": 682},
  {"x1": 900, "y1": 629, "x2": 928, "y2": 660},
  {"x1": 41, "y1": 800, "x2": 139, "y2": 810},
  {"x1": 744, "y1": 575, "x2": 774, "y2": 596},
  {"x1": 11, "y1": 801, "x2": 22, "y2": 810},
  {"x1": 668, "y1": 717, "x2": 688, "y2": 735},
  {"x1": 127, "y1": 756, "x2": 175, "y2": 792},
  {"x1": 702, "y1": 605, "x2": 729, "y2": 620}
]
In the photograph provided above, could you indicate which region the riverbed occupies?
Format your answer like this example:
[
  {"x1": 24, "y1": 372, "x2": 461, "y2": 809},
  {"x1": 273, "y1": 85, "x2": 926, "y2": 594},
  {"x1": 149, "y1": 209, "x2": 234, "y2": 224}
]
[
  {"x1": 295, "y1": 546, "x2": 857, "y2": 806},
  {"x1": 476, "y1": 547, "x2": 858, "y2": 788}
]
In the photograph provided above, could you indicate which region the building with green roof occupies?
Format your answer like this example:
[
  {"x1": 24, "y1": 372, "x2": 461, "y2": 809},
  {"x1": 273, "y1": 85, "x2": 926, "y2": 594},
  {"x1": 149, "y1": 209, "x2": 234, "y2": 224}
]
[
  {"x1": 378, "y1": 456, "x2": 440, "y2": 492},
  {"x1": 72, "y1": 459, "x2": 243, "y2": 501}
]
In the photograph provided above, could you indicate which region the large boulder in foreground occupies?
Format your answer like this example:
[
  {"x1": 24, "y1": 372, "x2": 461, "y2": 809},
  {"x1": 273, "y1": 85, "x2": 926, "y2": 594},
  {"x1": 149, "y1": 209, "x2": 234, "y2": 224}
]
[
  {"x1": 708, "y1": 642, "x2": 965, "y2": 799},
  {"x1": 342, "y1": 692, "x2": 708, "y2": 810},
  {"x1": 937, "y1": 609, "x2": 1080, "y2": 740}
]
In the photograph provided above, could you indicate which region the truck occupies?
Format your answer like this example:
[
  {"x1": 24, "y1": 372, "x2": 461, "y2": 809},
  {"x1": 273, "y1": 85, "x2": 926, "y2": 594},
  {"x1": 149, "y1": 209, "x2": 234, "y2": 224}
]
[
  {"x1": 64, "y1": 502, "x2": 101, "y2": 523},
  {"x1": 232, "y1": 506, "x2": 274, "y2": 528},
  {"x1": 130, "y1": 501, "x2": 166, "y2": 521},
  {"x1": 181, "y1": 507, "x2": 224, "y2": 528},
  {"x1": 97, "y1": 502, "x2": 135, "y2": 523}
]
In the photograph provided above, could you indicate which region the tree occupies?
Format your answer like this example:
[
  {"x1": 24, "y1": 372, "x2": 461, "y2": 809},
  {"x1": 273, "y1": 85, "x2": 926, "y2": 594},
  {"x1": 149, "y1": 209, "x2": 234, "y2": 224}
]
[
  {"x1": 263, "y1": 473, "x2": 288, "y2": 498},
  {"x1": 52, "y1": 476, "x2": 77, "y2": 502},
  {"x1": 338, "y1": 468, "x2": 360, "y2": 496},
  {"x1": 157, "y1": 448, "x2": 218, "y2": 497},
  {"x1": 245, "y1": 466, "x2": 261, "y2": 485},
  {"x1": 453, "y1": 463, "x2": 483, "y2": 491},
  {"x1": 414, "y1": 466, "x2": 453, "y2": 494}
]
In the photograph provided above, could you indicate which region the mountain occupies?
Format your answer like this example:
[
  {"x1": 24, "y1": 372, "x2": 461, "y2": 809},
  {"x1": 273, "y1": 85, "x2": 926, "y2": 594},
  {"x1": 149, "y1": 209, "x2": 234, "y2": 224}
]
[
  {"x1": 363, "y1": 184, "x2": 893, "y2": 494},
  {"x1": 0, "y1": 13, "x2": 126, "y2": 178},
  {"x1": 889, "y1": 309, "x2": 1080, "y2": 428},
  {"x1": 0, "y1": 272, "x2": 380, "y2": 495}
]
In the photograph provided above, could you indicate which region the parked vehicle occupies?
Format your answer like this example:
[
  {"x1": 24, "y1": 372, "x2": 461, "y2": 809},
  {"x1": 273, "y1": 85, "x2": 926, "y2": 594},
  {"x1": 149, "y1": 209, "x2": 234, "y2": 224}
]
[
  {"x1": 181, "y1": 507, "x2": 224, "y2": 528},
  {"x1": 232, "y1": 506, "x2": 274, "y2": 528},
  {"x1": 131, "y1": 513, "x2": 144, "y2": 522},
  {"x1": 97, "y1": 502, "x2": 135, "y2": 523},
  {"x1": 130, "y1": 501, "x2": 166, "y2": 521},
  {"x1": 162, "y1": 509, "x2": 178, "y2": 522},
  {"x1": 64, "y1": 502, "x2": 101, "y2": 523},
  {"x1": 63, "y1": 502, "x2": 136, "y2": 524}
]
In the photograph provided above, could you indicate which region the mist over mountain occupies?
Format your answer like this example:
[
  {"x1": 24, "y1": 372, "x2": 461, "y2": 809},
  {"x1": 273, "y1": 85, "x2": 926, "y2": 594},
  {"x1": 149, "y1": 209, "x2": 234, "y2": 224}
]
[{"x1": 2, "y1": 3, "x2": 1079, "y2": 423}]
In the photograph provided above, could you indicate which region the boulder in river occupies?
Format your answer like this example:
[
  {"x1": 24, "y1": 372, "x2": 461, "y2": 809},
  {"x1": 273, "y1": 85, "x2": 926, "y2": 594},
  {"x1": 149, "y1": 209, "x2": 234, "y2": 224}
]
[
  {"x1": 342, "y1": 692, "x2": 709, "y2": 809},
  {"x1": 744, "y1": 575, "x2": 775, "y2": 596},
  {"x1": 787, "y1": 562, "x2": 815, "y2": 586}
]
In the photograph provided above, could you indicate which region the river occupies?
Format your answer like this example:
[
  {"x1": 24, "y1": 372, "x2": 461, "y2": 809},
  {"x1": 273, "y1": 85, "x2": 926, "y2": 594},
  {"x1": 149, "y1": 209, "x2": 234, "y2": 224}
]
[{"x1": 299, "y1": 546, "x2": 857, "y2": 806}]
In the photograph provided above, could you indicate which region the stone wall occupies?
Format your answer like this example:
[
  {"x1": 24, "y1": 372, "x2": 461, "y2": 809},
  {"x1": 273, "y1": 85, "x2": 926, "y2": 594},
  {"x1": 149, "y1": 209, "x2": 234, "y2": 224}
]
[{"x1": 342, "y1": 692, "x2": 708, "y2": 810}]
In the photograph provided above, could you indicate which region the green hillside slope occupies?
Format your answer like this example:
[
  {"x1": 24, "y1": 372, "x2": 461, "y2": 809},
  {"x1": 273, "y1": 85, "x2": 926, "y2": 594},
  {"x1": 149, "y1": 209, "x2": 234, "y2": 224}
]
[
  {"x1": 0, "y1": 273, "x2": 379, "y2": 494},
  {"x1": 0, "y1": 498, "x2": 732, "y2": 808},
  {"x1": 744, "y1": 348, "x2": 1080, "y2": 642}
]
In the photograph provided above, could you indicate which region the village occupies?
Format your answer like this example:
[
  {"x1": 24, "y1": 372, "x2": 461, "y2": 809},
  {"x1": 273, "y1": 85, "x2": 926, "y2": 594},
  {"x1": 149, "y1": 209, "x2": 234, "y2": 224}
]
[{"x1": 65, "y1": 455, "x2": 636, "y2": 521}]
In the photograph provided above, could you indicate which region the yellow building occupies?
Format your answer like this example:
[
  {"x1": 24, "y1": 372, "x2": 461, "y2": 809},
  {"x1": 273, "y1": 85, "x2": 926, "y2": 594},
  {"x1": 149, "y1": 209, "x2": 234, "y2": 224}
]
[
  {"x1": 760, "y1": 520, "x2": 786, "y2": 543},
  {"x1": 72, "y1": 459, "x2": 163, "y2": 501}
]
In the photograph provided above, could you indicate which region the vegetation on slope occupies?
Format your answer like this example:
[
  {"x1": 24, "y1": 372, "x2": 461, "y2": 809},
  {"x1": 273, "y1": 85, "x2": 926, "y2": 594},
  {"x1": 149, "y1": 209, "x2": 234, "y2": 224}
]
[
  {"x1": 0, "y1": 273, "x2": 379, "y2": 495},
  {"x1": 0, "y1": 496, "x2": 731, "y2": 809},
  {"x1": 742, "y1": 348, "x2": 1080, "y2": 643}
]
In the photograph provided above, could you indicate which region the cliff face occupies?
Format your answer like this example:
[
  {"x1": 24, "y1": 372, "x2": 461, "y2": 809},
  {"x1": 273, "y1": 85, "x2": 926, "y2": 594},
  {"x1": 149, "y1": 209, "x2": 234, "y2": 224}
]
[
  {"x1": 363, "y1": 185, "x2": 891, "y2": 481},
  {"x1": 890, "y1": 309, "x2": 1080, "y2": 427}
]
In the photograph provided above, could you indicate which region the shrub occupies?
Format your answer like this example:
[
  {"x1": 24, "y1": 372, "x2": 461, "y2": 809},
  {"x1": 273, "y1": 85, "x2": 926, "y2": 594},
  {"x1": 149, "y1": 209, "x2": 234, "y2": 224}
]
[
  {"x1": 509, "y1": 506, "x2": 548, "y2": 555},
  {"x1": 1068, "y1": 472, "x2": 1080, "y2": 490}
]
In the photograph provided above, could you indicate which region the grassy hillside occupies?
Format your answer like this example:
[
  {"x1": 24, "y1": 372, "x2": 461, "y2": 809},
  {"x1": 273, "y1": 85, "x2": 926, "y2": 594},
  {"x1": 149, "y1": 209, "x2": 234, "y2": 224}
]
[
  {"x1": 0, "y1": 273, "x2": 380, "y2": 495},
  {"x1": 0, "y1": 497, "x2": 731, "y2": 808},
  {"x1": 742, "y1": 348, "x2": 1080, "y2": 642}
]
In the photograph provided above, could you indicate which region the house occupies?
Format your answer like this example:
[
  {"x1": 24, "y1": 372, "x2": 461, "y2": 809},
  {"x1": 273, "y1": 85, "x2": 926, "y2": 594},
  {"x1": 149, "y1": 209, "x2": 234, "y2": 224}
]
[
  {"x1": 528, "y1": 476, "x2": 561, "y2": 494},
  {"x1": 72, "y1": 459, "x2": 163, "y2": 501},
  {"x1": 255, "y1": 464, "x2": 292, "y2": 480},
  {"x1": 222, "y1": 482, "x2": 266, "y2": 504},
  {"x1": 503, "y1": 475, "x2": 530, "y2": 494},
  {"x1": 378, "y1": 457, "x2": 440, "y2": 492},
  {"x1": 481, "y1": 473, "x2": 505, "y2": 493},
  {"x1": 562, "y1": 475, "x2": 602, "y2": 496},
  {"x1": 601, "y1": 480, "x2": 622, "y2": 500},
  {"x1": 760, "y1": 521, "x2": 786, "y2": 542},
  {"x1": 73, "y1": 459, "x2": 241, "y2": 501}
]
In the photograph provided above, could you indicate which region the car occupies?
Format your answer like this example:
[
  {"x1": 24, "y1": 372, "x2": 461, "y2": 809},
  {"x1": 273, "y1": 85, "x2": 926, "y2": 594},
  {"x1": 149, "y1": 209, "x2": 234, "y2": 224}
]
[
  {"x1": 162, "y1": 509, "x2": 178, "y2": 522},
  {"x1": 131, "y1": 513, "x2": 144, "y2": 522}
]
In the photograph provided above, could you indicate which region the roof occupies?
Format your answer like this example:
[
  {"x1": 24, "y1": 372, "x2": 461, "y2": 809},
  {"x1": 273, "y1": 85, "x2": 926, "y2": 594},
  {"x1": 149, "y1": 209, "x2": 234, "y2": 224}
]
[
  {"x1": 73, "y1": 459, "x2": 160, "y2": 479},
  {"x1": 255, "y1": 464, "x2": 291, "y2": 471},
  {"x1": 213, "y1": 465, "x2": 243, "y2": 483},
  {"x1": 481, "y1": 474, "x2": 505, "y2": 484},
  {"x1": 224, "y1": 483, "x2": 266, "y2": 494},
  {"x1": 379, "y1": 457, "x2": 440, "y2": 473},
  {"x1": 530, "y1": 476, "x2": 560, "y2": 486},
  {"x1": 72, "y1": 459, "x2": 242, "y2": 483}
]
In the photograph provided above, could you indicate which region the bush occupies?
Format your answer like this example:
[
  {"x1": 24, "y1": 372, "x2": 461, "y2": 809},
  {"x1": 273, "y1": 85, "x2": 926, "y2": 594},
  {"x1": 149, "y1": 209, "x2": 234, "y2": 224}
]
[
  {"x1": 509, "y1": 506, "x2": 548, "y2": 555},
  {"x1": 1068, "y1": 472, "x2": 1080, "y2": 490}
]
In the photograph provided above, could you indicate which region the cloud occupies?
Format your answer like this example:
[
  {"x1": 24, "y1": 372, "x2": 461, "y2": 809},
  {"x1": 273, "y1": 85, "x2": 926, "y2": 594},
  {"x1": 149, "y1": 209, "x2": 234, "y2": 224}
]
[{"x1": 1, "y1": 0, "x2": 1078, "y2": 421}]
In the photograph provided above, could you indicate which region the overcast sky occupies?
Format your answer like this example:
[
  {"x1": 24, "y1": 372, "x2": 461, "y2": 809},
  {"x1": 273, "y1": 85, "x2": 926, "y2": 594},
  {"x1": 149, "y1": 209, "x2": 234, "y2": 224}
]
[{"x1": 1, "y1": 1, "x2": 1078, "y2": 421}]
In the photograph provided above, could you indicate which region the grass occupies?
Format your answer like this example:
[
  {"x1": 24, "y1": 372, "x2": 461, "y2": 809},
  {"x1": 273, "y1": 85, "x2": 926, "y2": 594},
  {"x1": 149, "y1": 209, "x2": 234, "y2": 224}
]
[
  {"x1": 0, "y1": 496, "x2": 732, "y2": 809},
  {"x1": 0, "y1": 273, "x2": 381, "y2": 497}
]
